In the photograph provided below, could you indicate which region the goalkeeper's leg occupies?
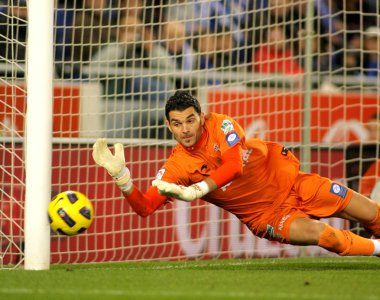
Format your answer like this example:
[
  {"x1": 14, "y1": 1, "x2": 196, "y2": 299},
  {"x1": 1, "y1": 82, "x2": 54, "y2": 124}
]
[
  {"x1": 289, "y1": 217, "x2": 380, "y2": 256},
  {"x1": 361, "y1": 202, "x2": 380, "y2": 238},
  {"x1": 317, "y1": 224, "x2": 380, "y2": 256},
  {"x1": 335, "y1": 191, "x2": 380, "y2": 238}
]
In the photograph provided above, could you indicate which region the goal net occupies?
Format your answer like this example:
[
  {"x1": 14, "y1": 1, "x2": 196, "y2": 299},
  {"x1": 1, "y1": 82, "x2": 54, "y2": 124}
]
[{"x1": 1, "y1": 0, "x2": 380, "y2": 267}]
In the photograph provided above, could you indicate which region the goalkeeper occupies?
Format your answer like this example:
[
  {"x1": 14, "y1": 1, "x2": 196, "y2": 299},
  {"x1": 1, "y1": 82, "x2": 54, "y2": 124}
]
[{"x1": 93, "y1": 90, "x2": 380, "y2": 256}]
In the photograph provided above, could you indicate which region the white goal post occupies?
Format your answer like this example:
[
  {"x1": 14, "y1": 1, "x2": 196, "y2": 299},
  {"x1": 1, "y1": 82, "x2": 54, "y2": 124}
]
[
  {"x1": 23, "y1": 0, "x2": 54, "y2": 270},
  {"x1": 1, "y1": 0, "x2": 380, "y2": 269}
]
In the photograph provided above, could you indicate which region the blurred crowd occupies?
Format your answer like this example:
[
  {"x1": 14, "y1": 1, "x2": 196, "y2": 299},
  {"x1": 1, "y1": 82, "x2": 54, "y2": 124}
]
[
  {"x1": 0, "y1": 0, "x2": 379, "y2": 80},
  {"x1": 0, "y1": 0, "x2": 379, "y2": 138}
]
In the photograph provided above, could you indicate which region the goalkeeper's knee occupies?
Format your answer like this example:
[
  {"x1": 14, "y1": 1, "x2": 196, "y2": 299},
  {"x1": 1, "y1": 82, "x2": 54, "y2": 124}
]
[{"x1": 362, "y1": 202, "x2": 380, "y2": 238}]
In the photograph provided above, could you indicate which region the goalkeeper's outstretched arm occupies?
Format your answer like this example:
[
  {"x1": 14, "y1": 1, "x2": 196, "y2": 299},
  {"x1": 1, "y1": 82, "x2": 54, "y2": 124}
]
[
  {"x1": 92, "y1": 138, "x2": 168, "y2": 217},
  {"x1": 92, "y1": 138, "x2": 244, "y2": 210}
]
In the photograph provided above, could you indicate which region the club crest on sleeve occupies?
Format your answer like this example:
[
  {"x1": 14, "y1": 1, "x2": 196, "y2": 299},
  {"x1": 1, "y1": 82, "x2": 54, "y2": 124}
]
[
  {"x1": 155, "y1": 168, "x2": 166, "y2": 180},
  {"x1": 221, "y1": 119, "x2": 234, "y2": 134},
  {"x1": 329, "y1": 183, "x2": 348, "y2": 198},
  {"x1": 226, "y1": 131, "x2": 240, "y2": 146}
]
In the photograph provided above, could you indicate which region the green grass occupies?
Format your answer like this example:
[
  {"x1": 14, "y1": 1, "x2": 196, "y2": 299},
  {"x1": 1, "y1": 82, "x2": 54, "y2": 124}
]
[{"x1": 0, "y1": 257, "x2": 379, "y2": 300}]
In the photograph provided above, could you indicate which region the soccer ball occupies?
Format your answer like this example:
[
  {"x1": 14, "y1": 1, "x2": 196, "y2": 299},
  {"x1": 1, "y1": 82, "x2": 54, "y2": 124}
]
[{"x1": 48, "y1": 190, "x2": 94, "y2": 236}]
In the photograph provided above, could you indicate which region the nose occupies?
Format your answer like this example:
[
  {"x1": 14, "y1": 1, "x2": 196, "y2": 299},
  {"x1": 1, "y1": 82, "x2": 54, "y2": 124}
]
[{"x1": 182, "y1": 123, "x2": 190, "y2": 133}]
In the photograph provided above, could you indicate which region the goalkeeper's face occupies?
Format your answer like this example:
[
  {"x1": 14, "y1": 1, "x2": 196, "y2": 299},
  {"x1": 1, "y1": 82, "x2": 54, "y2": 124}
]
[{"x1": 166, "y1": 107, "x2": 205, "y2": 148}]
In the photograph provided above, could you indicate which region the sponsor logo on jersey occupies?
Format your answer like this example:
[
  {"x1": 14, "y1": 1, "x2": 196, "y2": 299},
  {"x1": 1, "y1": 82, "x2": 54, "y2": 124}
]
[
  {"x1": 221, "y1": 119, "x2": 234, "y2": 134},
  {"x1": 213, "y1": 143, "x2": 220, "y2": 152},
  {"x1": 329, "y1": 183, "x2": 348, "y2": 198},
  {"x1": 226, "y1": 131, "x2": 240, "y2": 146},
  {"x1": 155, "y1": 168, "x2": 166, "y2": 180},
  {"x1": 281, "y1": 146, "x2": 289, "y2": 156}
]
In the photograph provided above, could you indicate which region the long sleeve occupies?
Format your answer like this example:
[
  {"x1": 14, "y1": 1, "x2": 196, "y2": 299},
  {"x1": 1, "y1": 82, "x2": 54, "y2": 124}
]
[
  {"x1": 124, "y1": 185, "x2": 170, "y2": 217},
  {"x1": 208, "y1": 145, "x2": 244, "y2": 187}
]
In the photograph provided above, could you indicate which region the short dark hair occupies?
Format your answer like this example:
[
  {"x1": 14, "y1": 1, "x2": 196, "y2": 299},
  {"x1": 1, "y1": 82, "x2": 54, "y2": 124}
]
[{"x1": 165, "y1": 90, "x2": 202, "y2": 120}]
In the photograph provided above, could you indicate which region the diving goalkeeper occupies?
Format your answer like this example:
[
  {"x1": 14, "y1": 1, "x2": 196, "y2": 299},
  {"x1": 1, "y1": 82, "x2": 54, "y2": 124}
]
[{"x1": 93, "y1": 90, "x2": 380, "y2": 256}]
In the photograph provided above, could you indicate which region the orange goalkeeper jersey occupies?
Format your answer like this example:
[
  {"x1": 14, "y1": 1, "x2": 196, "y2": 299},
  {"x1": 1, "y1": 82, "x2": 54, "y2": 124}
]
[{"x1": 155, "y1": 112, "x2": 300, "y2": 231}]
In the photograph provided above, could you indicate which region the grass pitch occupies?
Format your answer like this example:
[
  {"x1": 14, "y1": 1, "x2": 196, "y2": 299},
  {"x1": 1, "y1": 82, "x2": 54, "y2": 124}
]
[{"x1": 0, "y1": 257, "x2": 379, "y2": 300}]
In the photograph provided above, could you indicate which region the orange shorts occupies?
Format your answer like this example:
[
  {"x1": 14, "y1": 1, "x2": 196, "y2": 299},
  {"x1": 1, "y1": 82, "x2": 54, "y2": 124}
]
[{"x1": 253, "y1": 172, "x2": 353, "y2": 243}]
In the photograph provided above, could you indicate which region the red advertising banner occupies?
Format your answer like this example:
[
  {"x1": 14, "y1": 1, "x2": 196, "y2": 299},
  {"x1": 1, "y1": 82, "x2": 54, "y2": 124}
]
[
  {"x1": 206, "y1": 89, "x2": 379, "y2": 143},
  {"x1": 0, "y1": 84, "x2": 80, "y2": 137}
]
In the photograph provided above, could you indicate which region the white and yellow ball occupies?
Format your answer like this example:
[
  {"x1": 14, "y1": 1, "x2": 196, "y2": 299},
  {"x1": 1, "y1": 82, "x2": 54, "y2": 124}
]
[{"x1": 48, "y1": 191, "x2": 94, "y2": 236}]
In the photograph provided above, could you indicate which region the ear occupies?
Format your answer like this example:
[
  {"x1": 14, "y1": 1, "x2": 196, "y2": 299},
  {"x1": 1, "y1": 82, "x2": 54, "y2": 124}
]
[
  {"x1": 166, "y1": 119, "x2": 173, "y2": 133},
  {"x1": 200, "y1": 112, "x2": 205, "y2": 126}
]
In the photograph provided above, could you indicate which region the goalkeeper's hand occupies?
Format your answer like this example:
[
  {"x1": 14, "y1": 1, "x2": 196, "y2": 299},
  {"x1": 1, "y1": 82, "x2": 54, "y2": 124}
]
[
  {"x1": 152, "y1": 180, "x2": 209, "y2": 202},
  {"x1": 92, "y1": 138, "x2": 133, "y2": 192}
]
